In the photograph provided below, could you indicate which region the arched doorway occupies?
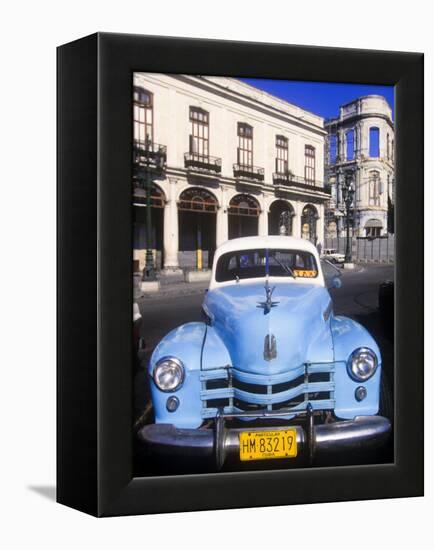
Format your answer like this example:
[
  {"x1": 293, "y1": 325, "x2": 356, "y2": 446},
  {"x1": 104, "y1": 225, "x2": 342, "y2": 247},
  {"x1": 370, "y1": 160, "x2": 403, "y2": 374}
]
[
  {"x1": 269, "y1": 200, "x2": 295, "y2": 236},
  {"x1": 301, "y1": 204, "x2": 319, "y2": 243},
  {"x1": 178, "y1": 187, "x2": 218, "y2": 269},
  {"x1": 228, "y1": 194, "x2": 260, "y2": 239},
  {"x1": 133, "y1": 184, "x2": 165, "y2": 271}
]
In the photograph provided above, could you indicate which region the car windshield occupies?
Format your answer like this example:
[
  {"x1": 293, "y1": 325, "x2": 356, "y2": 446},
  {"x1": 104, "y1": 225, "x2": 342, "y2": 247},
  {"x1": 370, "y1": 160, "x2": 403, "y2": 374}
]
[{"x1": 215, "y1": 248, "x2": 318, "y2": 282}]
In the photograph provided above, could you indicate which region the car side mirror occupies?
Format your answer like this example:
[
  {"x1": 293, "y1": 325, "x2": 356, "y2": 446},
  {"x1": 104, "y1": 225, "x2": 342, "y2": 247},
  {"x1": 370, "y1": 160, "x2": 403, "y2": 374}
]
[{"x1": 332, "y1": 276, "x2": 342, "y2": 289}]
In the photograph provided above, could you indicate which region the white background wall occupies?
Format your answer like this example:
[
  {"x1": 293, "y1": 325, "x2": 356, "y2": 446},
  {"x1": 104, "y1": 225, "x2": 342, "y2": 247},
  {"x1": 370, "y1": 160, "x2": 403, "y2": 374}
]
[{"x1": 1, "y1": 1, "x2": 431, "y2": 548}]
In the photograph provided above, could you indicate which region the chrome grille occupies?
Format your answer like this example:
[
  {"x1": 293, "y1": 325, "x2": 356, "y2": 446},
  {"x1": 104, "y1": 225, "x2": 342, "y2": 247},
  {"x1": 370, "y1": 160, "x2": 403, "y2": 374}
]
[{"x1": 200, "y1": 364, "x2": 335, "y2": 419}]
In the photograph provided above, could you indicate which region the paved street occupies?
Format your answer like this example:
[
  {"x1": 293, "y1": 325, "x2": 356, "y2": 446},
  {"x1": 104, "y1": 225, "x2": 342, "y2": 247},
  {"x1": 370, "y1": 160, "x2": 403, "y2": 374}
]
[{"x1": 134, "y1": 263, "x2": 394, "y2": 474}]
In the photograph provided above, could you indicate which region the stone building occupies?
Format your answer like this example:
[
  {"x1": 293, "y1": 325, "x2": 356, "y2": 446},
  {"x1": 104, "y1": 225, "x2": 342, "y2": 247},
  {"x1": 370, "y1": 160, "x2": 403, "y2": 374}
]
[
  {"x1": 324, "y1": 95, "x2": 394, "y2": 238},
  {"x1": 133, "y1": 73, "x2": 330, "y2": 274}
]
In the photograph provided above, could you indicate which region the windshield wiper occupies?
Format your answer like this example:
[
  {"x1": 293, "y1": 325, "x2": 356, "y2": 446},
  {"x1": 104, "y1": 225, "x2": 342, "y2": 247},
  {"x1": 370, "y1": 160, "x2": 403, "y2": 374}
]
[{"x1": 270, "y1": 254, "x2": 296, "y2": 279}]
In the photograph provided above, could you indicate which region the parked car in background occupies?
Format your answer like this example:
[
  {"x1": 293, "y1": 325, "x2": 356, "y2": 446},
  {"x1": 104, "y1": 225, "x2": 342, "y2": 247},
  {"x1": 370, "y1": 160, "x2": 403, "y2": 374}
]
[
  {"x1": 139, "y1": 236, "x2": 391, "y2": 469},
  {"x1": 321, "y1": 248, "x2": 345, "y2": 266}
]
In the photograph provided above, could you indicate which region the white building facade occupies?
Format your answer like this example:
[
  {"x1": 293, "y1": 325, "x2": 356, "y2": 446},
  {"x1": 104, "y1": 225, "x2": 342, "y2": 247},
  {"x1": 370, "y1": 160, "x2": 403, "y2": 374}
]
[
  {"x1": 133, "y1": 73, "x2": 330, "y2": 272},
  {"x1": 325, "y1": 95, "x2": 395, "y2": 238}
]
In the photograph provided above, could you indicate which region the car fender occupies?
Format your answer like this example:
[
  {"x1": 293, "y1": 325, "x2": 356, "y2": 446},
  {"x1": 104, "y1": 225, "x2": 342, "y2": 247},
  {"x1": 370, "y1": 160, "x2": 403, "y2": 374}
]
[
  {"x1": 149, "y1": 322, "x2": 206, "y2": 429},
  {"x1": 331, "y1": 315, "x2": 382, "y2": 419}
]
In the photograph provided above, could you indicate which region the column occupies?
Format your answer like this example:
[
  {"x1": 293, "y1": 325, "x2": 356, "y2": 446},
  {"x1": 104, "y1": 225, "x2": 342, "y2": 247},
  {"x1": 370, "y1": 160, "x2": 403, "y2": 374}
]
[
  {"x1": 216, "y1": 188, "x2": 228, "y2": 247},
  {"x1": 359, "y1": 121, "x2": 367, "y2": 157},
  {"x1": 163, "y1": 178, "x2": 181, "y2": 272},
  {"x1": 293, "y1": 202, "x2": 302, "y2": 238},
  {"x1": 258, "y1": 196, "x2": 269, "y2": 236}
]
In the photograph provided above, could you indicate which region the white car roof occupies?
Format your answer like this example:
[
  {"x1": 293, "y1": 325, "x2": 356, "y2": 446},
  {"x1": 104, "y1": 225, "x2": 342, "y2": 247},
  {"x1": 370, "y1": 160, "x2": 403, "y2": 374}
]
[
  {"x1": 215, "y1": 235, "x2": 318, "y2": 256},
  {"x1": 210, "y1": 236, "x2": 324, "y2": 289}
]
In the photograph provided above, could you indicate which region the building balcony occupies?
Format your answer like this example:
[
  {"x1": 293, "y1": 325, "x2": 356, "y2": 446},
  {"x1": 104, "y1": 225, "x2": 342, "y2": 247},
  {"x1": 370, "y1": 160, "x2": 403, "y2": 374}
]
[
  {"x1": 272, "y1": 172, "x2": 331, "y2": 194},
  {"x1": 133, "y1": 141, "x2": 167, "y2": 173},
  {"x1": 233, "y1": 163, "x2": 264, "y2": 182},
  {"x1": 184, "y1": 152, "x2": 222, "y2": 174}
]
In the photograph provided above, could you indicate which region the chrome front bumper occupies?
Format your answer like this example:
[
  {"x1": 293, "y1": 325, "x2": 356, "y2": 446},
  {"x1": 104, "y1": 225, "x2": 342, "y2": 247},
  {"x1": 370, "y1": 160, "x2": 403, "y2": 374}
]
[{"x1": 137, "y1": 415, "x2": 391, "y2": 468}]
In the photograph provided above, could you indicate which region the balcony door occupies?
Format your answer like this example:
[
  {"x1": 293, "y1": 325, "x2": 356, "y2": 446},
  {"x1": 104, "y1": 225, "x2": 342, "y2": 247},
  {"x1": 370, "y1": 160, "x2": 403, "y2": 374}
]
[
  {"x1": 190, "y1": 107, "x2": 209, "y2": 160},
  {"x1": 275, "y1": 135, "x2": 288, "y2": 174},
  {"x1": 237, "y1": 123, "x2": 253, "y2": 167},
  {"x1": 133, "y1": 86, "x2": 153, "y2": 149},
  {"x1": 304, "y1": 145, "x2": 316, "y2": 184}
]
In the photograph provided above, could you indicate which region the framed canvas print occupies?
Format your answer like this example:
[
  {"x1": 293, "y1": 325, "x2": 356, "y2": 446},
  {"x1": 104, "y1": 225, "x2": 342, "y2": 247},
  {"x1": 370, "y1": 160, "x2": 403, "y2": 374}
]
[{"x1": 57, "y1": 32, "x2": 424, "y2": 517}]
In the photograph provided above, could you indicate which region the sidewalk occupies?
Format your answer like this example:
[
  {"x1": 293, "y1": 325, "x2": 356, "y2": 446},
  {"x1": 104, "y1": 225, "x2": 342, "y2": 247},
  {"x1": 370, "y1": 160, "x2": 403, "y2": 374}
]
[{"x1": 134, "y1": 272, "x2": 209, "y2": 301}]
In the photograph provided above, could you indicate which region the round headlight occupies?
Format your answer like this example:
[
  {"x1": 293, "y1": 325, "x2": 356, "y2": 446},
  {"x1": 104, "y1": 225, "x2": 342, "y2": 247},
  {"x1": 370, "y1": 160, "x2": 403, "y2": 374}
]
[
  {"x1": 347, "y1": 347, "x2": 378, "y2": 382},
  {"x1": 153, "y1": 357, "x2": 185, "y2": 392}
]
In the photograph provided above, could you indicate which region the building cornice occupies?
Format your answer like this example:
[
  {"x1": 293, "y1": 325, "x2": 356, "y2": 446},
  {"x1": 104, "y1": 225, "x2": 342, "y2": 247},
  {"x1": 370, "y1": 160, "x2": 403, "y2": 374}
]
[
  {"x1": 170, "y1": 75, "x2": 327, "y2": 137},
  {"x1": 325, "y1": 112, "x2": 394, "y2": 131}
]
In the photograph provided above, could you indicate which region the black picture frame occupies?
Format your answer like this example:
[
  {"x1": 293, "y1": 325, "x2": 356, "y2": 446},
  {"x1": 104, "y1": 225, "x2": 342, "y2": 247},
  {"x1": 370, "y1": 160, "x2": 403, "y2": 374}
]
[{"x1": 57, "y1": 32, "x2": 424, "y2": 517}]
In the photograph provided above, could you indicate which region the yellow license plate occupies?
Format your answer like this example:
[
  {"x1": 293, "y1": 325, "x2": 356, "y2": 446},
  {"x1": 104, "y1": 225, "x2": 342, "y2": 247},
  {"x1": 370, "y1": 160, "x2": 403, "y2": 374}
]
[{"x1": 239, "y1": 429, "x2": 298, "y2": 461}]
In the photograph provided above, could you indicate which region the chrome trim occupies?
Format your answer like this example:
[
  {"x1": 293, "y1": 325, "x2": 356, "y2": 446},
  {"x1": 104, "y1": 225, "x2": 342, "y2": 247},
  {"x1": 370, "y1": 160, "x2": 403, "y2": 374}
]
[
  {"x1": 257, "y1": 281, "x2": 279, "y2": 314},
  {"x1": 138, "y1": 415, "x2": 392, "y2": 467},
  {"x1": 306, "y1": 403, "x2": 315, "y2": 464},
  {"x1": 263, "y1": 333, "x2": 277, "y2": 361},
  {"x1": 314, "y1": 415, "x2": 391, "y2": 453}
]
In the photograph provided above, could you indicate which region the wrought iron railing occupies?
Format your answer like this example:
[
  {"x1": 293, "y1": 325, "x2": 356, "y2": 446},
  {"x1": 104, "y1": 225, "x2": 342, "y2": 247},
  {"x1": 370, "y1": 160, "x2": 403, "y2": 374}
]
[
  {"x1": 273, "y1": 172, "x2": 330, "y2": 193},
  {"x1": 233, "y1": 163, "x2": 265, "y2": 182},
  {"x1": 133, "y1": 141, "x2": 167, "y2": 171},
  {"x1": 184, "y1": 152, "x2": 222, "y2": 174}
]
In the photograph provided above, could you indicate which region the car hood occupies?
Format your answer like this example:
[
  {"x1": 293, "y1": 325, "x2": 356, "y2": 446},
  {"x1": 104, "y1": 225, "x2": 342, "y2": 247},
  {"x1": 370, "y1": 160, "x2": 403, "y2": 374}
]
[{"x1": 204, "y1": 281, "x2": 334, "y2": 374}]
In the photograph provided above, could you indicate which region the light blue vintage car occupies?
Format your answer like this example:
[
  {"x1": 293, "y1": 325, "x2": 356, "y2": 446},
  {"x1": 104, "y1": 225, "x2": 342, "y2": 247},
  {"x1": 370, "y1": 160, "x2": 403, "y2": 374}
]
[{"x1": 139, "y1": 236, "x2": 391, "y2": 468}]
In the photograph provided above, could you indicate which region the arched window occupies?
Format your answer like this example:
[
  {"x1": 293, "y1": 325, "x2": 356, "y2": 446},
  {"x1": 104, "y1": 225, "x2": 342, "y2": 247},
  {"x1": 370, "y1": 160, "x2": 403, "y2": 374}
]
[
  {"x1": 228, "y1": 194, "x2": 260, "y2": 217},
  {"x1": 178, "y1": 188, "x2": 218, "y2": 213},
  {"x1": 369, "y1": 170, "x2": 381, "y2": 206},
  {"x1": 369, "y1": 127, "x2": 380, "y2": 157},
  {"x1": 133, "y1": 86, "x2": 153, "y2": 148},
  {"x1": 346, "y1": 129, "x2": 355, "y2": 161},
  {"x1": 133, "y1": 183, "x2": 166, "y2": 208},
  {"x1": 305, "y1": 145, "x2": 316, "y2": 184}
]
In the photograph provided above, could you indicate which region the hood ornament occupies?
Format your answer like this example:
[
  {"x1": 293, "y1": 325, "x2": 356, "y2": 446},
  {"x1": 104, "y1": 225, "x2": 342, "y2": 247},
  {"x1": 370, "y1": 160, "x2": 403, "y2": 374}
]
[{"x1": 257, "y1": 280, "x2": 279, "y2": 315}]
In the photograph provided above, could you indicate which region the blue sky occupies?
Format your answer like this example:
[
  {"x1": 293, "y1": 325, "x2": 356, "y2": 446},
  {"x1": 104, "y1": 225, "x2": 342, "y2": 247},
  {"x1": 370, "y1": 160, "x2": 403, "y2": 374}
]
[{"x1": 240, "y1": 78, "x2": 394, "y2": 121}]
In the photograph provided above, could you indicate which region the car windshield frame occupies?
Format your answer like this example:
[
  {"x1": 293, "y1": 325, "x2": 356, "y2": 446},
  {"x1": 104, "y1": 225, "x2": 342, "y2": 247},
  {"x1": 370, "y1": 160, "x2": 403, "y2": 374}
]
[{"x1": 215, "y1": 248, "x2": 319, "y2": 283}]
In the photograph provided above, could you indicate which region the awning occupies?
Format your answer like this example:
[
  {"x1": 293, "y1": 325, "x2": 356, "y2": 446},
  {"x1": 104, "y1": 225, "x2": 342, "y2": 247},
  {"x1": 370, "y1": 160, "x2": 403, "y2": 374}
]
[{"x1": 365, "y1": 219, "x2": 383, "y2": 228}]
